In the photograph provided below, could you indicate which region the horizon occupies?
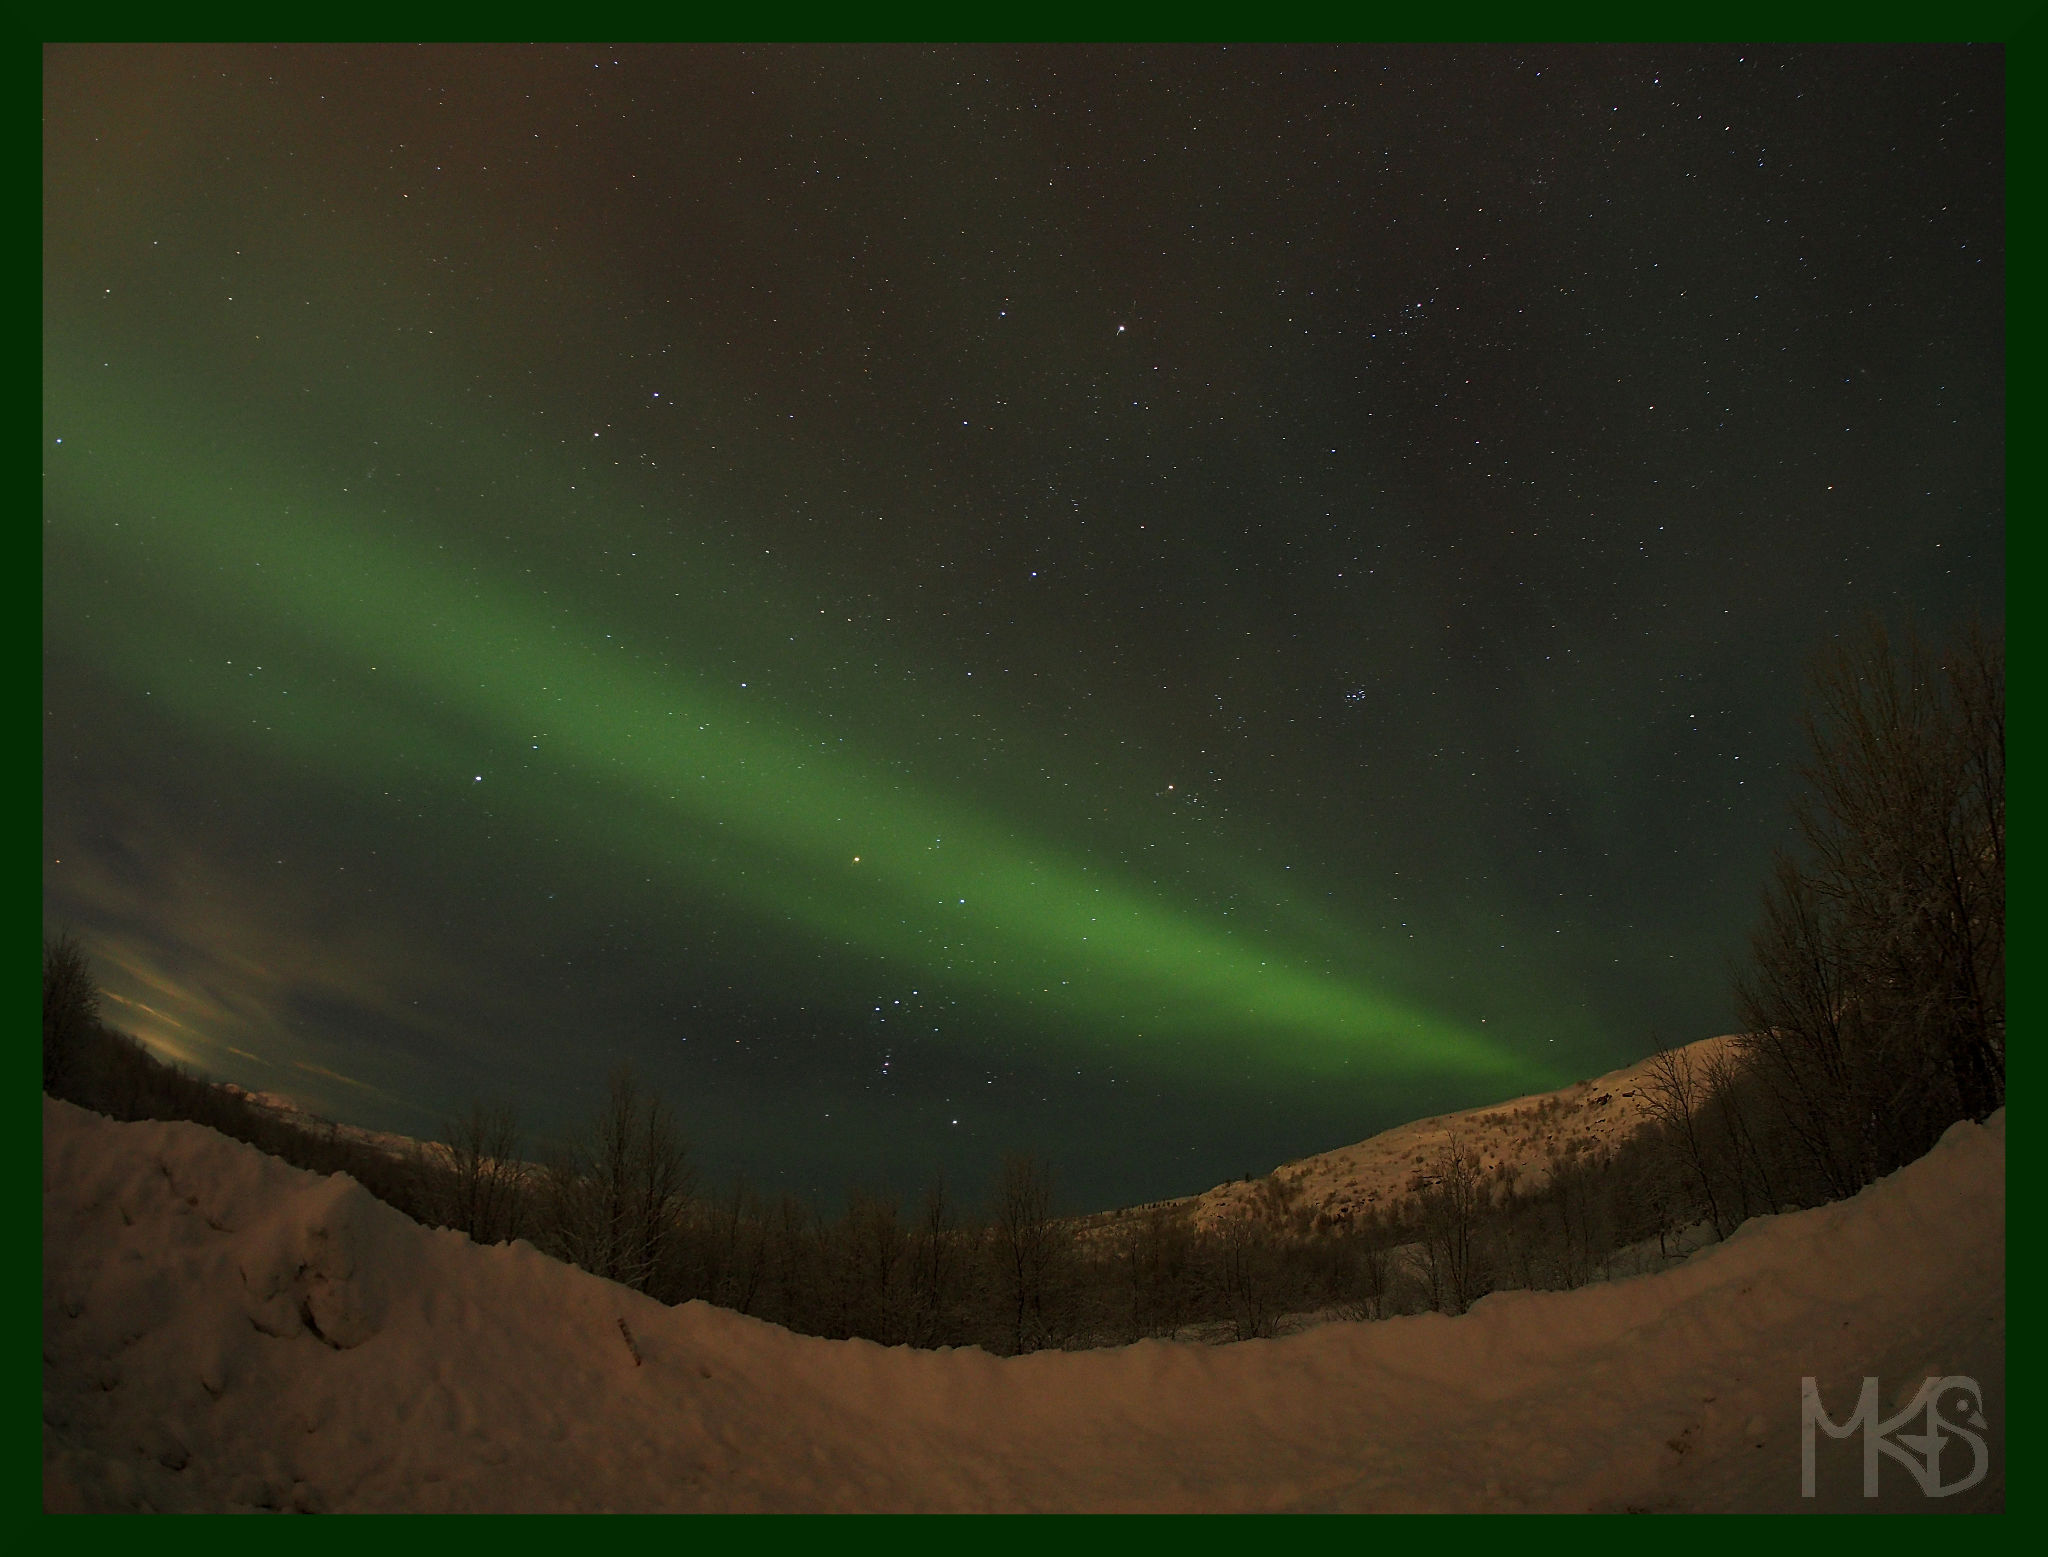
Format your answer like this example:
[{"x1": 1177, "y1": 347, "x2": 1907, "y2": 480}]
[{"x1": 87, "y1": 1016, "x2": 1742, "y2": 1219}]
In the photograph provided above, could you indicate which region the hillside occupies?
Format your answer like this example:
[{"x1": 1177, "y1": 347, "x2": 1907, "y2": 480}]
[
  {"x1": 42, "y1": 1093, "x2": 2002, "y2": 1512},
  {"x1": 1089, "y1": 1033, "x2": 1742, "y2": 1237},
  {"x1": 213, "y1": 1084, "x2": 425, "y2": 1166}
]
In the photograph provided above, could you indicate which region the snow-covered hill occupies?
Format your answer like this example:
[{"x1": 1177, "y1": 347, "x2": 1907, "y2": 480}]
[
  {"x1": 213, "y1": 1083, "x2": 426, "y2": 1165},
  {"x1": 42, "y1": 1092, "x2": 2003, "y2": 1512},
  {"x1": 1092, "y1": 1033, "x2": 1744, "y2": 1236}
]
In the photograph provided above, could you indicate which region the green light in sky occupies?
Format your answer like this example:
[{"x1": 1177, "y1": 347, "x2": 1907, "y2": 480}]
[{"x1": 44, "y1": 348, "x2": 1549, "y2": 1093}]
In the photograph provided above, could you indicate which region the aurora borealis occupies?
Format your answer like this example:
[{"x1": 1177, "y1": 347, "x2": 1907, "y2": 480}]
[{"x1": 43, "y1": 46, "x2": 2003, "y2": 1208}]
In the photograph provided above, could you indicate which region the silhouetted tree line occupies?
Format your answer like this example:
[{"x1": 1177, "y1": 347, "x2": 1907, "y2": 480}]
[{"x1": 40, "y1": 620, "x2": 1999, "y2": 1349}]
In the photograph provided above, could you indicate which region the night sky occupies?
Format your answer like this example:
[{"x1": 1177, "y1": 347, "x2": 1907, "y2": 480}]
[{"x1": 43, "y1": 45, "x2": 2004, "y2": 1210}]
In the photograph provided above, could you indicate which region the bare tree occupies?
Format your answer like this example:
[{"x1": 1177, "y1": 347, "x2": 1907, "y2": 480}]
[
  {"x1": 1340, "y1": 1217, "x2": 1394, "y2": 1322},
  {"x1": 1418, "y1": 1133, "x2": 1485, "y2": 1314},
  {"x1": 438, "y1": 1100, "x2": 527, "y2": 1245},
  {"x1": 1118, "y1": 1202, "x2": 1194, "y2": 1340},
  {"x1": 908, "y1": 1178, "x2": 965, "y2": 1347},
  {"x1": 1641, "y1": 1044, "x2": 1726, "y2": 1238},
  {"x1": 1798, "y1": 620, "x2": 2005, "y2": 1123},
  {"x1": 43, "y1": 930, "x2": 101, "y2": 1097},
  {"x1": 831, "y1": 1187, "x2": 908, "y2": 1343},
  {"x1": 1494, "y1": 1192, "x2": 1543, "y2": 1292},
  {"x1": 698, "y1": 1177, "x2": 768, "y2": 1314},
  {"x1": 1736, "y1": 619, "x2": 2003, "y2": 1195},
  {"x1": 762, "y1": 1192, "x2": 820, "y2": 1332},
  {"x1": 1209, "y1": 1211, "x2": 1287, "y2": 1340},
  {"x1": 1736, "y1": 858, "x2": 1869, "y2": 1197},
  {"x1": 1700, "y1": 1042, "x2": 1779, "y2": 1219},
  {"x1": 1544, "y1": 1143, "x2": 1602, "y2": 1290},
  {"x1": 991, "y1": 1152, "x2": 1064, "y2": 1353},
  {"x1": 541, "y1": 1067, "x2": 693, "y2": 1296}
]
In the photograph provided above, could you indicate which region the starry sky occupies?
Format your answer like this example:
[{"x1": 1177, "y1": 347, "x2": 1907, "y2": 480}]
[{"x1": 43, "y1": 44, "x2": 2004, "y2": 1210}]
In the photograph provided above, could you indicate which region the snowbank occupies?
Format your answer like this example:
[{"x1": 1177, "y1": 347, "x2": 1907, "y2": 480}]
[{"x1": 42, "y1": 1097, "x2": 2003, "y2": 1512}]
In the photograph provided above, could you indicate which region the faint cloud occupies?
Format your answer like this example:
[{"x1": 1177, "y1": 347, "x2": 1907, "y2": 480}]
[{"x1": 44, "y1": 783, "x2": 453, "y2": 1123}]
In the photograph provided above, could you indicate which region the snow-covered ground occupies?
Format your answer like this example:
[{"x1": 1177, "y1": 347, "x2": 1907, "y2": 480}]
[{"x1": 42, "y1": 1095, "x2": 2002, "y2": 1513}]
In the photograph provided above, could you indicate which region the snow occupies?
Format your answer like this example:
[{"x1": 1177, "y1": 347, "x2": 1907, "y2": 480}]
[
  {"x1": 1120, "y1": 1034, "x2": 1750, "y2": 1235},
  {"x1": 42, "y1": 1095, "x2": 2002, "y2": 1512},
  {"x1": 214, "y1": 1083, "x2": 424, "y2": 1165}
]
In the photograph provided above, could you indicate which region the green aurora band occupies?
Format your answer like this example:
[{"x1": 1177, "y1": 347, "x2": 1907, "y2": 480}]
[{"x1": 45, "y1": 340, "x2": 1552, "y2": 1095}]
